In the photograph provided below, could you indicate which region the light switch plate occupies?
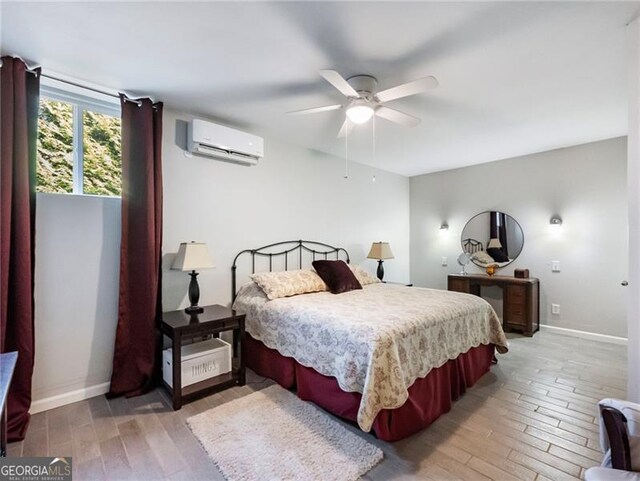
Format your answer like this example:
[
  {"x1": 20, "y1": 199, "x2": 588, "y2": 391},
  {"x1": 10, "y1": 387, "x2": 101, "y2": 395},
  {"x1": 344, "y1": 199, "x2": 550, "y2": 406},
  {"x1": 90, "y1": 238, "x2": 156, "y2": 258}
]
[
  {"x1": 551, "y1": 303, "x2": 560, "y2": 315},
  {"x1": 552, "y1": 261, "x2": 560, "y2": 272},
  {"x1": 441, "y1": 257, "x2": 448, "y2": 266}
]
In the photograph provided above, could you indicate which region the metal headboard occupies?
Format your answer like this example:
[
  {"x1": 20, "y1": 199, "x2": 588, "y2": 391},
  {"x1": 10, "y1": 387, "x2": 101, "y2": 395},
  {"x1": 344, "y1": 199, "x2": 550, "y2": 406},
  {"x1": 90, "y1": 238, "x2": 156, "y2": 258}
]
[
  {"x1": 462, "y1": 238, "x2": 484, "y2": 254},
  {"x1": 231, "y1": 240, "x2": 350, "y2": 302}
]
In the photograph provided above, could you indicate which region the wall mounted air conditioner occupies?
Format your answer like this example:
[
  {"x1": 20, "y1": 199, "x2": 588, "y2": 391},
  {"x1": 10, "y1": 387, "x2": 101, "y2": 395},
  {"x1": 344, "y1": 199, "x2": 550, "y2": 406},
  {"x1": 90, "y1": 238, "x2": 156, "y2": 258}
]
[{"x1": 187, "y1": 119, "x2": 264, "y2": 166}]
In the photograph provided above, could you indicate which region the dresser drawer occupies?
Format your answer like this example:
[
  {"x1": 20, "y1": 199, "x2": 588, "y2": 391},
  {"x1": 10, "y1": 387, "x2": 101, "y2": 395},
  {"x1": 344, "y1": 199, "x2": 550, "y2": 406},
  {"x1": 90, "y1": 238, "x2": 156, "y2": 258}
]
[
  {"x1": 505, "y1": 303, "x2": 527, "y2": 326},
  {"x1": 505, "y1": 285, "x2": 528, "y2": 326},
  {"x1": 506, "y1": 285, "x2": 528, "y2": 304},
  {"x1": 448, "y1": 278, "x2": 470, "y2": 293}
]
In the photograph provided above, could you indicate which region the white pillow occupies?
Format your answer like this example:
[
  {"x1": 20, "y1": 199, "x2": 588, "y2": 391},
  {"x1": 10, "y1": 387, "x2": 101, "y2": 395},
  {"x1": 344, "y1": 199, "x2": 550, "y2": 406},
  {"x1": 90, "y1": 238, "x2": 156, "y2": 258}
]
[
  {"x1": 471, "y1": 251, "x2": 495, "y2": 265},
  {"x1": 250, "y1": 269, "x2": 327, "y2": 300},
  {"x1": 348, "y1": 264, "x2": 381, "y2": 285}
]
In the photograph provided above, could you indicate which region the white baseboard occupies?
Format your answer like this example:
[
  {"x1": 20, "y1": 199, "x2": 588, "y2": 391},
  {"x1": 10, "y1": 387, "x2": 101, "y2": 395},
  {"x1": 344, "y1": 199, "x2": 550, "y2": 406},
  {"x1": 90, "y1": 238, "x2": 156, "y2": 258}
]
[
  {"x1": 540, "y1": 324, "x2": 628, "y2": 346},
  {"x1": 30, "y1": 382, "x2": 110, "y2": 414}
]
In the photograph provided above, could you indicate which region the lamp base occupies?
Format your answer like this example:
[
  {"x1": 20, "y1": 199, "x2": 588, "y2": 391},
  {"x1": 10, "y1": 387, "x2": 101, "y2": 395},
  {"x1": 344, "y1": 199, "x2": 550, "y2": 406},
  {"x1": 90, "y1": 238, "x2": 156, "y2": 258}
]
[
  {"x1": 185, "y1": 270, "x2": 203, "y2": 314},
  {"x1": 376, "y1": 260, "x2": 385, "y2": 281}
]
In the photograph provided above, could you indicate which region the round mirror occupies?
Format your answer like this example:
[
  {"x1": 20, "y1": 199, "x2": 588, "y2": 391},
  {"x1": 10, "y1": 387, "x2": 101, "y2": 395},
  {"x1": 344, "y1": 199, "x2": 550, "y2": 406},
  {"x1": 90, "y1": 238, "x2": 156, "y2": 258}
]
[{"x1": 461, "y1": 211, "x2": 524, "y2": 269}]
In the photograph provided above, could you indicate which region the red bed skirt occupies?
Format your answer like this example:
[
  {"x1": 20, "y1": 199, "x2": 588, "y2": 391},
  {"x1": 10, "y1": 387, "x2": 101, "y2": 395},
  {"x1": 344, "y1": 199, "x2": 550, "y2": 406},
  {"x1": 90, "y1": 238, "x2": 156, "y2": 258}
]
[{"x1": 245, "y1": 334, "x2": 495, "y2": 441}]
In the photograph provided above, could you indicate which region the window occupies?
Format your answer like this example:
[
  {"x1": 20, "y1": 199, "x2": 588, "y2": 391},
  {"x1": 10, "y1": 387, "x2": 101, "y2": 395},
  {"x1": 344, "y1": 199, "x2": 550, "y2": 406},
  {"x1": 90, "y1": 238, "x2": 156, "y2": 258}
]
[{"x1": 37, "y1": 86, "x2": 122, "y2": 196}]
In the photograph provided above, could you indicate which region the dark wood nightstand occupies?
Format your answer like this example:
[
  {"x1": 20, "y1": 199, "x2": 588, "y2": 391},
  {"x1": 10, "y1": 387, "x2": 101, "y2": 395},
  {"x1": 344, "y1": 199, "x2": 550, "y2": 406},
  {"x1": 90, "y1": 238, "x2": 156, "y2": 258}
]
[{"x1": 160, "y1": 304, "x2": 245, "y2": 410}]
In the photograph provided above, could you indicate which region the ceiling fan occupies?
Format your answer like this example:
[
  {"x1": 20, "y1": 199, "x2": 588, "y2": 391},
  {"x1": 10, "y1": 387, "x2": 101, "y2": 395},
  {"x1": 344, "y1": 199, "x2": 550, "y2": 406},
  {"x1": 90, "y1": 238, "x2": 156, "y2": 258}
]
[{"x1": 288, "y1": 70, "x2": 439, "y2": 137}]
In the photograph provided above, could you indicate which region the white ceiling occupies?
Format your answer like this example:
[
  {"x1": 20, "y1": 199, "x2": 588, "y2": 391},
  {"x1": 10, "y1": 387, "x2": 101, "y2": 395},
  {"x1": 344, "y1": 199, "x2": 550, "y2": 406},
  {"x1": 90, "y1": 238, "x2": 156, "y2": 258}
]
[{"x1": 2, "y1": 1, "x2": 637, "y2": 176}]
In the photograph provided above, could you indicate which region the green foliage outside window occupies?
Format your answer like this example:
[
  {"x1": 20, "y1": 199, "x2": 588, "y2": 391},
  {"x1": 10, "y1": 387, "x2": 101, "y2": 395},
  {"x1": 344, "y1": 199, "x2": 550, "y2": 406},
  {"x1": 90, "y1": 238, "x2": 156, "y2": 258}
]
[
  {"x1": 83, "y1": 110, "x2": 122, "y2": 196},
  {"x1": 37, "y1": 97, "x2": 122, "y2": 196},
  {"x1": 37, "y1": 99, "x2": 73, "y2": 193}
]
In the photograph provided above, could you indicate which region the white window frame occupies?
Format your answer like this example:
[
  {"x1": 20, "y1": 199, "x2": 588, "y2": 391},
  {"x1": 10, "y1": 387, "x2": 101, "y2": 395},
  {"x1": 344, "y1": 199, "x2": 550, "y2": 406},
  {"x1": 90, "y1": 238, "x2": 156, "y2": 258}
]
[{"x1": 40, "y1": 82, "x2": 121, "y2": 196}]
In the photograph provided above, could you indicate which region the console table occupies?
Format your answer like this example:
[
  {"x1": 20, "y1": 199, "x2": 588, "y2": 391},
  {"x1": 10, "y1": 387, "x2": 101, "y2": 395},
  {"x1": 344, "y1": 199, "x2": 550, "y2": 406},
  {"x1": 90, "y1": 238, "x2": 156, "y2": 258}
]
[{"x1": 448, "y1": 274, "x2": 540, "y2": 336}]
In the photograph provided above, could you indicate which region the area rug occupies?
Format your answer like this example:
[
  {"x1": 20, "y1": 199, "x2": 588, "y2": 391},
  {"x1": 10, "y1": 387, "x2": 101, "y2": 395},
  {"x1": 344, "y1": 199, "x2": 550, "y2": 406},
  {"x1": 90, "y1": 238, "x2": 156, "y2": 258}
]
[{"x1": 186, "y1": 384, "x2": 383, "y2": 481}]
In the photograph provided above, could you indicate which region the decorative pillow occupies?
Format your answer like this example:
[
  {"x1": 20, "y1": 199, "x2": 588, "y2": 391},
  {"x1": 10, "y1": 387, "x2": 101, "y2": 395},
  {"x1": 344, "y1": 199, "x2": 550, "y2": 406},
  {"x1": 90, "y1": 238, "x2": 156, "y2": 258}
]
[
  {"x1": 487, "y1": 248, "x2": 509, "y2": 263},
  {"x1": 471, "y1": 251, "x2": 495, "y2": 265},
  {"x1": 348, "y1": 264, "x2": 381, "y2": 285},
  {"x1": 312, "y1": 260, "x2": 362, "y2": 294},
  {"x1": 250, "y1": 269, "x2": 327, "y2": 300}
]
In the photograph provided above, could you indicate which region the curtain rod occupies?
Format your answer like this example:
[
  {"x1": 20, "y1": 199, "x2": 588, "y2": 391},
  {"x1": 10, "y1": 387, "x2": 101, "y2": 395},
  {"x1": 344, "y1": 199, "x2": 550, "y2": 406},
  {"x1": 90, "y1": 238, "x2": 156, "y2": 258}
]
[
  {"x1": 13, "y1": 63, "x2": 145, "y2": 108},
  {"x1": 25, "y1": 68, "x2": 143, "y2": 106},
  {"x1": 1, "y1": 57, "x2": 159, "y2": 108}
]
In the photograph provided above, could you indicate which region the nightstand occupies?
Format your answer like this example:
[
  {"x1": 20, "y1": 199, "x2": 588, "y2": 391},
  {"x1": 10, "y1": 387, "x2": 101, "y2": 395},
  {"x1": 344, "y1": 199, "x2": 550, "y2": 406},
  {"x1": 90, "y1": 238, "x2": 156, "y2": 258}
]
[{"x1": 160, "y1": 304, "x2": 245, "y2": 410}]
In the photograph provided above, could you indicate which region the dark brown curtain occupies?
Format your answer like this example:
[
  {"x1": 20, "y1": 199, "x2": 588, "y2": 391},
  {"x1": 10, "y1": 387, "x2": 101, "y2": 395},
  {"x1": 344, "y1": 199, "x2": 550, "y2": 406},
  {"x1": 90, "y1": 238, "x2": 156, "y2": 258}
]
[
  {"x1": 498, "y1": 212, "x2": 509, "y2": 256},
  {"x1": 489, "y1": 211, "x2": 509, "y2": 256},
  {"x1": 489, "y1": 212, "x2": 498, "y2": 241},
  {"x1": 108, "y1": 95, "x2": 163, "y2": 398},
  {"x1": 0, "y1": 56, "x2": 40, "y2": 441}
]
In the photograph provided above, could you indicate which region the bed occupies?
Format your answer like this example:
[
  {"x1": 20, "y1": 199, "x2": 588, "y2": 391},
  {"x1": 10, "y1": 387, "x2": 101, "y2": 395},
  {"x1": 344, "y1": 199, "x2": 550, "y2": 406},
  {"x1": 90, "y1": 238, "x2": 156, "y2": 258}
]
[{"x1": 231, "y1": 240, "x2": 508, "y2": 441}]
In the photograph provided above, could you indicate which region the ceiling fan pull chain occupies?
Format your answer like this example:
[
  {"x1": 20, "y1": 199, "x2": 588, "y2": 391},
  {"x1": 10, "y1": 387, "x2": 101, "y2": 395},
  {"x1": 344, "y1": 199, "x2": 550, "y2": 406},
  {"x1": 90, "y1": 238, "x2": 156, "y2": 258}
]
[
  {"x1": 344, "y1": 120, "x2": 349, "y2": 179},
  {"x1": 372, "y1": 115, "x2": 377, "y2": 183}
]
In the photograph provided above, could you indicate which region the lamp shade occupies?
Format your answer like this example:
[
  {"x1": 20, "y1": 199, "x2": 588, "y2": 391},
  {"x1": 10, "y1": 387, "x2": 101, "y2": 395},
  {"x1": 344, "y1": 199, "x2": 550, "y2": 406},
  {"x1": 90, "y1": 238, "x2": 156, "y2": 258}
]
[
  {"x1": 487, "y1": 238, "x2": 502, "y2": 249},
  {"x1": 367, "y1": 242, "x2": 394, "y2": 260},
  {"x1": 171, "y1": 242, "x2": 214, "y2": 271}
]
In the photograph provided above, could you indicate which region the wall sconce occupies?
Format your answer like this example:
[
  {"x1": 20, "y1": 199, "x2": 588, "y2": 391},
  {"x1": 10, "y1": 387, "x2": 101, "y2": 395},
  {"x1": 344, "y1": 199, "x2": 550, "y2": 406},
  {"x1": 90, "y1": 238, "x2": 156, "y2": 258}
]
[{"x1": 439, "y1": 223, "x2": 449, "y2": 235}]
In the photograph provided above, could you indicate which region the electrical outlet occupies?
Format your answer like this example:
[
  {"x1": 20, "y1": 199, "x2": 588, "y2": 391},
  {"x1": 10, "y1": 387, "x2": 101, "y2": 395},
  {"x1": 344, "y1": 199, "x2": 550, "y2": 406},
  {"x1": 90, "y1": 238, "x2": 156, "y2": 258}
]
[
  {"x1": 551, "y1": 304, "x2": 560, "y2": 315},
  {"x1": 552, "y1": 261, "x2": 560, "y2": 272},
  {"x1": 441, "y1": 257, "x2": 448, "y2": 266}
]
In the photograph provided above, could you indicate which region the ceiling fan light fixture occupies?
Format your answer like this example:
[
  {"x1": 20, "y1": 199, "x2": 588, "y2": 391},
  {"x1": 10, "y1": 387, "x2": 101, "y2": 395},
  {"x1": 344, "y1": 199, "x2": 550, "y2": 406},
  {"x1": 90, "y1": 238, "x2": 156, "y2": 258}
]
[{"x1": 346, "y1": 103, "x2": 374, "y2": 124}]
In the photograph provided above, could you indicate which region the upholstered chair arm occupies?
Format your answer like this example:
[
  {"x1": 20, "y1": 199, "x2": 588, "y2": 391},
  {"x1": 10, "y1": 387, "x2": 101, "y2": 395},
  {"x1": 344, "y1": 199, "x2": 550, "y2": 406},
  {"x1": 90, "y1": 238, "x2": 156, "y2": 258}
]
[
  {"x1": 599, "y1": 399, "x2": 640, "y2": 454},
  {"x1": 598, "y1": 398, "x2": 640, "y2": 471},
  {"x1": 585, "y1": 467, "x2": 640, "y2": 481}
]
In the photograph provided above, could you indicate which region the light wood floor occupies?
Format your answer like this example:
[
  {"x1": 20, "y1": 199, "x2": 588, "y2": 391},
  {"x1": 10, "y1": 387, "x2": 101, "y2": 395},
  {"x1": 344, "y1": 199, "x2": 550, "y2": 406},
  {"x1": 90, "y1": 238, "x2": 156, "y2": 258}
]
[{"x1": 7, "y1": 331, "x2": 626, "y2": 480}]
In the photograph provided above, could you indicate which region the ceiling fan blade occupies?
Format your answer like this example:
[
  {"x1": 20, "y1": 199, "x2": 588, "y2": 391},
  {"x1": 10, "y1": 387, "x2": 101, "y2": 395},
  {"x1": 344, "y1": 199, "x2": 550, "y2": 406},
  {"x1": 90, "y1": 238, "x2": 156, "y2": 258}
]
[
  {"x1": 337, "y1": 119, "x2": 355, "y2": 138},
  {"x1": 319, "y1": 70, "x2": 360, "y2": 98},
  {"x1": 375, "y1": 76, "x2": 439, "y2": 103},
  {"x1": 375, "y1": 106, "x2": 421, "y2": 127},
  {"x1": 287, "y1": 104, "x2": 343, "y2": 115}
]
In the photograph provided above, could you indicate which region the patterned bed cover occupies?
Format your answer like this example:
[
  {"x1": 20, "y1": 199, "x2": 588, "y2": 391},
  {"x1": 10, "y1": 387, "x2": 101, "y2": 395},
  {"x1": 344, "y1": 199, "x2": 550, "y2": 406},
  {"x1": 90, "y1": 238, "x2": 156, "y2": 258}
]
[{"x1": 233, "y1": 282, "x2": 508, "y2": 431}]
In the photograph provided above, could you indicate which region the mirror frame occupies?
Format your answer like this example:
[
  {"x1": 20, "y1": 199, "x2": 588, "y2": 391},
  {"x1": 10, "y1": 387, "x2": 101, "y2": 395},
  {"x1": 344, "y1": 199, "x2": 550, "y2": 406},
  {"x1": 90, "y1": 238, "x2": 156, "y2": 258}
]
[{"x1": 460, "y1": 211, "x2": 524, "y2": 269}]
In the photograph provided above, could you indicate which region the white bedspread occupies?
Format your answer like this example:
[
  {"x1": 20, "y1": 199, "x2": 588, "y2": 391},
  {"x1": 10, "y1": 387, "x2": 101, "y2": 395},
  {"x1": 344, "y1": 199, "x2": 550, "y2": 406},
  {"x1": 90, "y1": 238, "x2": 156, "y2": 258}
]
[{"x1": 233, "y1": 282, "x2": 508, "y2": 432}]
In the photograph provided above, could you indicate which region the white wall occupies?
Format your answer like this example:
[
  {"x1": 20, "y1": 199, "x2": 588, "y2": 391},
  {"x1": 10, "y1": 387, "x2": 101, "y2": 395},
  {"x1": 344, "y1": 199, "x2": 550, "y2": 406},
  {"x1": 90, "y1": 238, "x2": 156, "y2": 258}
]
[
  {"x1": 32, "y1": 193, "x2": 121, "y2": 410},
  {"x1": 410, "y1": 137, "x2": 628, "y2": 338},
  {"x1": 162, "y1": 110, "x2": 411, "y2": 310}
]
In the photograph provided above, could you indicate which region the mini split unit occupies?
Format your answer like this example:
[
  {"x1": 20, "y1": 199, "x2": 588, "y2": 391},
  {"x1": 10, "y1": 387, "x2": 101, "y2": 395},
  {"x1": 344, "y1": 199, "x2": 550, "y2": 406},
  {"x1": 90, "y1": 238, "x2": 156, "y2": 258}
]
[{"x1": 187, "y1": 119, "x2": 264, "y2": 166}]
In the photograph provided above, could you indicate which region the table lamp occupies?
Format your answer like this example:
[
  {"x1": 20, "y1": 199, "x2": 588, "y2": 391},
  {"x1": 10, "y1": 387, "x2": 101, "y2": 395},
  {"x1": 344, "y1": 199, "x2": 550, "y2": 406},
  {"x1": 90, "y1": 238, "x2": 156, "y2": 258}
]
[
  {"x1": 171, "y1": 242, "x2": 214, "y2": 314},
  {"x1": 367, "y1": 242, "x2": 394, "y2": 281}
]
